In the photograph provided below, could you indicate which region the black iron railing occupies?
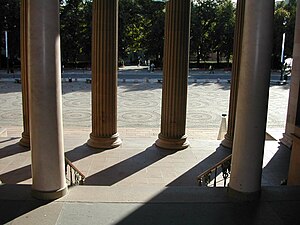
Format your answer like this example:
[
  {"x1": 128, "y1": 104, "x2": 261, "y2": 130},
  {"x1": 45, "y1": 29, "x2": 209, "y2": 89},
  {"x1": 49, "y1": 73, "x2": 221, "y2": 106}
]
[
  {"x1": 197, "y1": 155, "x2": 232, "y2": 187},
  {"x1": 65, "y1": 157, "x2": 85, "y2": 186}
]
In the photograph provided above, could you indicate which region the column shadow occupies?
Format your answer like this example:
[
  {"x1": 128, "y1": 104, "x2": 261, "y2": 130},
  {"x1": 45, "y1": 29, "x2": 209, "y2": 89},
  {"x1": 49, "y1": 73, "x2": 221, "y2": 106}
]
[
  {"x1": 85, "y1": 144, "x2": 176, "y2": 185},
  {"x1": 0, "y1": 141, "x2": 30, "y2": 160},
  {"x1": 65, "y1": 143, "x2": 102, "y2": 162},
  {"x1": 114, "y1": 187, "x2": 298, "y2": 225},
  {"x1": 0, "y1": 137, "x2": 20, "y2": 144},
  {"x1": 112, "y1": 144, "x2": 296, "y2": 225},
  {"x1": 0, "y1": 184, "x2": 52, "y2": 224},
  {"x1": 262, "y1": 143, "x2": 291, "y2": 185},
  {"x1": 167, "y1": 145, "x2": 232, "y2": 186},
  {"x1": 0, "y1": 165, "x2": 31, "y2": 184}
]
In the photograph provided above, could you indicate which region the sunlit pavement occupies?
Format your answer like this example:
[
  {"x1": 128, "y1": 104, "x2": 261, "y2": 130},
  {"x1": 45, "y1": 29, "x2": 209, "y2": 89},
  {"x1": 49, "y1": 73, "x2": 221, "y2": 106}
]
[{"x1": 0, "y1": 76, "x2": 296, "y2": 225}]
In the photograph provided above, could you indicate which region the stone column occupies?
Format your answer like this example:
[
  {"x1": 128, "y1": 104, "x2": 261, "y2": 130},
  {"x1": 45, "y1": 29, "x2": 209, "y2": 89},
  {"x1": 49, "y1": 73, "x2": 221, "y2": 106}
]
[
  {"x1": 87, "y1": 0, "x2": 121, "y2": 149},
  {"x1": 221, "y1": 0, "x2": 245, "y2": 149},
  {"x1": 19, "y1": 0, "x2": 30, "y2": 147},
  {"x1": 28, "y1": 0, "x2": 67, "y2": 200},
  {"x1": 287, "y1": 1, "x2": 300, "y2": 185},
  {"x1": 281, "y1": 2, "x2": 300, "y2": 149},
  {"x1": 228, "y1": 0, "x2": 274, "y2": 199},
  {"x1": 155, "y1": 0, "x2": 191, "y2": 150}
]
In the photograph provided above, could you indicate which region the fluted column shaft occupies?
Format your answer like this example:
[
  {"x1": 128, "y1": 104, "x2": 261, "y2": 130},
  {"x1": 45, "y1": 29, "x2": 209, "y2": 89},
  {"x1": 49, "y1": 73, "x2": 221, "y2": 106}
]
[
  {"x1": 28, "y1": 0, "x2": 67, "y2": 200},
  {"x1": 228, "y1": 0, "x2": 274, "y2": 199},
  {"x1": 221, "y1": 0, "x2": 245, "y2": 149},
  {"x1": 156, "y1": 0, "x2": 191, "y2": 150},
  {"x1": 281, "y1": 2, "x2": 300, "y2": 149},
  {"x1": 19, "y1": 0, "x2": 30, "y2": 147},
  {"x1": 287, "y1": 1, "x2": 300, "y2": 185},
  {"x1": 87, "y1": 0, "x2": 121, "y2": 149}
]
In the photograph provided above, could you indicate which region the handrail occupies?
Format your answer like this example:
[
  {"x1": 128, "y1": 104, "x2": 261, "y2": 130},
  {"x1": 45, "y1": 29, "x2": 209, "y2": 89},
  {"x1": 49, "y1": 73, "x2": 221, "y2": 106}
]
[
  {"x1": 65, "y1": 157, "x2": 85, "y2": 186},
  {"x1": 197, "y1": 154, "x2": 232, "y2": 187}
]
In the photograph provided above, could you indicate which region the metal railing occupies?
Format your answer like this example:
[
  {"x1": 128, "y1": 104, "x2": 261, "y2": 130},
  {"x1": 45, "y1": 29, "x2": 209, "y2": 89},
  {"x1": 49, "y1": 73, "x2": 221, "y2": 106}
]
[
  {"x1": 197, "y1": 154, "x2": 232, "y2": 187},
  {"x1": 65, "y1": 157, "x2": 85, "y2": 186}
]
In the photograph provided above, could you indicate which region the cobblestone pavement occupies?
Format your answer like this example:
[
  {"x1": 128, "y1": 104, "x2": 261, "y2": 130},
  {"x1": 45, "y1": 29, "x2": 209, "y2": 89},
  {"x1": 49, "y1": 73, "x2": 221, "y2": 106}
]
[{"x1": 0, "y1": 80, "x2": 289, "y2": 138}]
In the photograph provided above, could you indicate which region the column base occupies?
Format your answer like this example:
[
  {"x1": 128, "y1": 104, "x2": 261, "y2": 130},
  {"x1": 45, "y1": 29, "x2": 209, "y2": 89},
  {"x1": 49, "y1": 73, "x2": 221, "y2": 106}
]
[
  {"x1": 228, "y1": 187, "x2": 260, "y2": 201},
  {"x1": 32, "y1": 186, "x2": 68, "y2": 200},
  {"x1": 221, "y1": 134, "x2": 233, "y2": 149},
  {"x1": 87, "y1": 133, "x2": 122, "y2": 149},
  {"x1": 19, "y1": 132, "x2": 30, "y2": 147},
  {"x1": 280, "y1": 133, "x2": 293, "y2": 149},
  {"x1": 155, "y1": 133, "x2": 189, "y2": 150}
]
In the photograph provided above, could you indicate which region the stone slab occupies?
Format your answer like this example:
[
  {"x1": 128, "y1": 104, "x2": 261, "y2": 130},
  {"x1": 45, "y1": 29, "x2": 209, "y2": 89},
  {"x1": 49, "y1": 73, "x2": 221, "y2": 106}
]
[{"x1": 0, "y1": 127, "x2": 7, "y2": 137}]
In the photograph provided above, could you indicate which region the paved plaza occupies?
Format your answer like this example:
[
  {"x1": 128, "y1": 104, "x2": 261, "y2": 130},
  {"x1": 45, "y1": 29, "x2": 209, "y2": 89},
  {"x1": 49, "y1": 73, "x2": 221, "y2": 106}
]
[
  {"x1": 0, "y1": 79, "x2": 296, "y2": 225},
  {"x1": 0, "y1": 78, "x2": 291, "y2": 187},
  {"x1": 0, "y1": 79, "x2": 290, "y2": 139}
]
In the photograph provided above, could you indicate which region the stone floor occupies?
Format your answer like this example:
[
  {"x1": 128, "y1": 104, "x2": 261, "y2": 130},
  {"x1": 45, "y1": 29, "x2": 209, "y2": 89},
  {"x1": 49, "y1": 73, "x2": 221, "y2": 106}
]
[
  {"x1": 0, "y1": 134, "x2": 296, "y2": 225},
  {"x1": 0, "y1": 134, "x2": 290, "y2": 187},
  {"x1": 0, "y1": 80, "x2": 290, "y2": 132},
  {"x1": 0, "y1": 80, "x2": 295, "y2": 225},
  {"x1": 0, "y1": 184, "x2": 300, "y2": 225}
]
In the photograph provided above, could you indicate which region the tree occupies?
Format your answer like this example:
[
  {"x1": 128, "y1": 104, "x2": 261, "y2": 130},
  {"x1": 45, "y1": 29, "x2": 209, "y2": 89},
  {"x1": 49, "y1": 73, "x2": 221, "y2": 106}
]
[
  {"x1": 60, "y1": 0, "x2": 92, "y2": 66},
  {"x1": 140, "y1": 0, "x2": 165, "y2": 66},
  {"x1": 119, "y1": 0, "x2": 165, "y2": 65},
  {"x1": 190, "y1": 0, "x2": 235, "y2": 67},
  {"x1": 191, "y1": 0, "x2": 218, "y2": 66},
  {"x1": 213, "y1": 0, "x2": 234, "y2": 64}
]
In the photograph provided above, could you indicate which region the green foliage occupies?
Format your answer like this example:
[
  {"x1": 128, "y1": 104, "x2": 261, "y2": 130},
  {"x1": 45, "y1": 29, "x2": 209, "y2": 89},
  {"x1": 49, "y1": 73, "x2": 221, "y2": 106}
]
[
  {"x1": 213, "y1": 0, "x2": 235, "y2": 63},
  {"x1": 190, "y1": 0, "x2": 235, "y2": 66},
  {"x1": 119, "y1": 0, "x2": 165, "y2": 65},
  {"x1": 60, "y1": 0, "x2": 92, "y2": 65},
  {"x1": 0, "y1": 0, "x2": 297, "y2": 70}
]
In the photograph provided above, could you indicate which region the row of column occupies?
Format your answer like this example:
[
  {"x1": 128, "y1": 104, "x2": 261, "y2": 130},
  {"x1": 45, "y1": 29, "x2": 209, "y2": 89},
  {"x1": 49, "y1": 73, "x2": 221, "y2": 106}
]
[
  {"x1": 21, "y1": 0, "x2": 191, "y2": 151},
  {"x1": 20, "y1": 0, "x2": 192, "y2": 200},
  {"x1": 20, "y1": 0, "x2": 300, "y2": 201}
]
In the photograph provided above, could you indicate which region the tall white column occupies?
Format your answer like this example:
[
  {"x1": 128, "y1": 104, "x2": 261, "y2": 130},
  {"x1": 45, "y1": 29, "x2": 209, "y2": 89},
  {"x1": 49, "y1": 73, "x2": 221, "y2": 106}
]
[
  {"x1": 155, "y1": 0, "x2": 191, "y2": 150},
  {"x1": 28, "y1": 0, "x2": 67, "y2": 200},
  {"x1": 228, "y1": 0, "x2": 274, "y2": 199},
  {"x1": 87, "y1": 0, "x2": 122, "y2": 149}
]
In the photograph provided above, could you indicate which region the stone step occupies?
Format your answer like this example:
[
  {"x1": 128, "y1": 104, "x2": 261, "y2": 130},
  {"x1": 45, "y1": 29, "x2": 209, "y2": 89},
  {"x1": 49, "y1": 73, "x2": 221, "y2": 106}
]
[
  {"x1": 63, "y1": 186, "x2": 230, "y2": 203},
  {"x1": 1, "y1": 184, "x2": 300, "y2": 203},
  {"x1": 0, "y1": 184, "x2": 299, "y2": 225}
]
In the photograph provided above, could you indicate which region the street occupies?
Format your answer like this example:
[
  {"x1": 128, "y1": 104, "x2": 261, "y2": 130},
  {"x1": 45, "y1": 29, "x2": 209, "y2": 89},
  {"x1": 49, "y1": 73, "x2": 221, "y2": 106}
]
[{"x1": 0, "y1": 66, "x2": 285, "y2": 81}]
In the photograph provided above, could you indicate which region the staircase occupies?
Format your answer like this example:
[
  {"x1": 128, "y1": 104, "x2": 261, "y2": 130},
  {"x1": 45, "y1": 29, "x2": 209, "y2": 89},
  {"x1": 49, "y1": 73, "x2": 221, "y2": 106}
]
[
  {"x1": 65, "y1": 157, "x2": 85, "y2": 186},
  {"x1": 197, "y1": 154, "x2": 231, "y2": 187}
]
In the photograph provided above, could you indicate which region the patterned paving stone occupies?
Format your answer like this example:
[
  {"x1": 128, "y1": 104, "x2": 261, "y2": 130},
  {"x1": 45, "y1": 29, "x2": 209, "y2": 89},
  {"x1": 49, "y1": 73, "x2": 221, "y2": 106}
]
[{"x1": 0, "y1": 81, "x2": 289, "y2": 133}]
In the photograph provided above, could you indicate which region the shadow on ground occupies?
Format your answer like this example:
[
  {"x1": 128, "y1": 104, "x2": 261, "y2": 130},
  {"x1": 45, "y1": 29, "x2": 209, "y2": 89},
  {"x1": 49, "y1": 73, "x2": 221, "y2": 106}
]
[
  {"x1": 262, "y1": 143, "x2": 291, "y2": 185},
  {"x1": 167, "y1": 145, "x2": 232, "y2": 186},
  {"x1": 0, "y1": 184, "x2": 52, "y2": 224},
  {"x1": 85, "y1": 144, "x2": 176, "y2": 185}
]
